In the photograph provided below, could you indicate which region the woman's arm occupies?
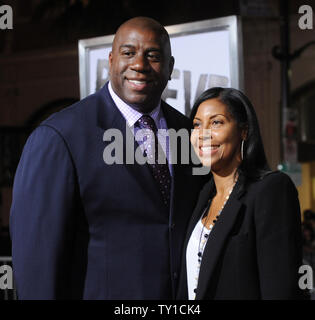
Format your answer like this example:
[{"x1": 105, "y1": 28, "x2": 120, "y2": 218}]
[{"x1": 254, "y1": 172, "x2": 306, "y2": 299}]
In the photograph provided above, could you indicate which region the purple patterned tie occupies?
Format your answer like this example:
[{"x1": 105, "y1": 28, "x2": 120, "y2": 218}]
[{"x1": 136, "y1": 115, "x2": 171, "y2": 209}]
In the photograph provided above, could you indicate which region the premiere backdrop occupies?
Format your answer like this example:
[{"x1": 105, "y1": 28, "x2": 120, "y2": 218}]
[{"x1": 78, "y1": 16, "x2": 243, "y2": 116}]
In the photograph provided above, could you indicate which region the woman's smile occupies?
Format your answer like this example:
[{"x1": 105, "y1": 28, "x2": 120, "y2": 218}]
[{"x1": 198, "y1": 144, "x2": 220, "y2": 157}]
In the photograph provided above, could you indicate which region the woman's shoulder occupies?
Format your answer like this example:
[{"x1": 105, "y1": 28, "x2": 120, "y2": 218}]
[
  {"x1": 246, "y1": 170, "x2": 297, "y2": 195},
  {"x1": 259, "y1": 170, "x2": 294, "y2": 184},
  {"x1": 261, "y1": 170, "x2": 292, "y2": 183}
]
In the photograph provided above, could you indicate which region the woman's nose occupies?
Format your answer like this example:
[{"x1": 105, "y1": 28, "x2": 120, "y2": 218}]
[{"x1": 199, "y1": 128, "x2": 212, "y2": 140}]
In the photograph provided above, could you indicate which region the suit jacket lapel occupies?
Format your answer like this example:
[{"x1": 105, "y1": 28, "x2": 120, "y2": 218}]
[
  {"x1": 160, "y1": 102, "x2": 185, "y2": 214},
  {"x1": 97, "y1": 84, "x2": 167, "y2": 211},
  {"x1": 196, "y1": 180, "x2": 243, "y2": 299}
]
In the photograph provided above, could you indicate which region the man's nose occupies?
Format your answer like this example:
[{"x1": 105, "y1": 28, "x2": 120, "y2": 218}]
[{"x1": 130, "y1": 54, "x2": 150, "y2": 72}]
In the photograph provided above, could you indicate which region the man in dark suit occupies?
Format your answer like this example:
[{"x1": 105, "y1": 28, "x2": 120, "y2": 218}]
[{"x1": 10, "y1": 17, "x2": 201, "y2": 299}]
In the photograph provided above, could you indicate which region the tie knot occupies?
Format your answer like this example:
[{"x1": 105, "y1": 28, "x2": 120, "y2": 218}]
[{"x1": 137, "y1": 115, "x2": 157, "y2": 133}]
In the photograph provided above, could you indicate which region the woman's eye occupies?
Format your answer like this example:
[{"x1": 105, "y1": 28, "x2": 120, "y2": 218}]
[
  {"x1": 193, "y1": 122, "x2": 200, "y2": 128},
  {"x1": 212, "y1": 120, "x2": 223, "y2": 126}
]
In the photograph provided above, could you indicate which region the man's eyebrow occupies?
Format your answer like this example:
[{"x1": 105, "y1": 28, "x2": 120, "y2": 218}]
[
  {"x1": 119, "y1": 44, "x2": 135, "y2": 50},
  {"x1": 119, "y1": 45, "x2": 162, "y2": 52},
  {"x1": 146, "y1": 47, "x2": 161, "y2": 52}
]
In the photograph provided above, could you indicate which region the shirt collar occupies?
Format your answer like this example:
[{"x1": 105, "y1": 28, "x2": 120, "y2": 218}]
[{"x1": 108, "y1": 81, "x2": 161, "y2": 128}]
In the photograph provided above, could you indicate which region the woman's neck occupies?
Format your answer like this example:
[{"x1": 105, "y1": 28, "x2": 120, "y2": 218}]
[{"x1": 212, "y1": 168, "x2": 238, "y2": 197}]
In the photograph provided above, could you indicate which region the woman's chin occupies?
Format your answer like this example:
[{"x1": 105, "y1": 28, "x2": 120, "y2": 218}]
[{"x1": 199, "y1": 158, "x2": 214, "y2": 168}]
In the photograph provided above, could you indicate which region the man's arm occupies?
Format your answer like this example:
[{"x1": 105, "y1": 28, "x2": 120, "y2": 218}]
[{"x1": 10, "y1": 125, "x2": 77, "y2": 299}]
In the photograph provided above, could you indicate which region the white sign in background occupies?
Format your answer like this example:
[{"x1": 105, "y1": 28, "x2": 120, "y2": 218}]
[
  {"x1": 163, "y1": 30, "x2": 230, "y2": 115},
  {"x1": 87, "y1": 30, "x2": 232, "y2": 115}
]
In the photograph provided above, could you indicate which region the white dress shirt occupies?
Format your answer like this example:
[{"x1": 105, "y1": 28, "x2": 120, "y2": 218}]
[{"x1": 186, "y1": 218, "x2": 212, "y2": 300}]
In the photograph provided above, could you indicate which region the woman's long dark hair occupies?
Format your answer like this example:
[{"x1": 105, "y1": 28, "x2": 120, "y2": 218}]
[{"x1": 190, "y1": 87, "x2": 271, "y2": 193}]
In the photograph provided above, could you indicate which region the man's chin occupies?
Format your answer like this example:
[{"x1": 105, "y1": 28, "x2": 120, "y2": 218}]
[
  {"x1": 130, "y1": 104, "x2": 156, "y2": 113},
  {"x1": 127, "y1": 97, "x2": 158, "y2": 113}
]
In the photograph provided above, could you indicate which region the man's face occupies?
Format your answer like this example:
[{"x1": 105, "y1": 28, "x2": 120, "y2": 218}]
[{"x1": 109, "y1": 25, "x2": 174, "y2": 113}]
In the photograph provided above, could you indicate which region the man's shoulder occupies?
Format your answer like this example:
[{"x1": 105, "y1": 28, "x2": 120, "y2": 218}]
[
  {"x1": 161, "y1": 101, "x2": 191, "y2": 129},
  {"x1": 41, "y1": 86, "x2": 110, "y2": 131}
]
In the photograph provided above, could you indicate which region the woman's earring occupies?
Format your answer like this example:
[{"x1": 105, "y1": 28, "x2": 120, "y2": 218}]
[{"x1": 241, "y1": 140, "x2": 245, "y2": 161}]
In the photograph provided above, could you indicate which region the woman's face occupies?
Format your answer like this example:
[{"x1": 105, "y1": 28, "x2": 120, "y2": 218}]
[{"x1": 191, "y1": 98, "x2": 245, "y2": 172}]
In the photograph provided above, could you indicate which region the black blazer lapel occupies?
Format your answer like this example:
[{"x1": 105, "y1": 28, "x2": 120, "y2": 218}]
[
  {"x1": 176, "y1": 180, "x2": 214, "y2": 299},
  {"x1": 196, "y1": 181, "x2": 243, "y2": 299},
  {"x1": 185, "y1": 180, "x2": 214, "y2": 246}
]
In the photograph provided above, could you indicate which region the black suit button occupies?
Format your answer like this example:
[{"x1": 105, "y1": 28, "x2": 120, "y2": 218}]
[
  {"x1": 171, "y1": 223, "x2": 175, "y2": 229},
  {"x1": 194, "y1": 289, "x2": 197, "y2": 293},
  {"x1": 173, "y1": 272, "x2": 178, "y2": 279}
]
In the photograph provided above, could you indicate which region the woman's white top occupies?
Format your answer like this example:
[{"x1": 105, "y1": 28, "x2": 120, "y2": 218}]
[{"x1": 186, "y1": 218, "x2": 212, "y2": 300}]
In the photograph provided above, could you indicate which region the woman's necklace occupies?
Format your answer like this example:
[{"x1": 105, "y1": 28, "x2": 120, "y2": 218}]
[{"x1": 193, "y1": 181, "x2": 236, "y2": 298}]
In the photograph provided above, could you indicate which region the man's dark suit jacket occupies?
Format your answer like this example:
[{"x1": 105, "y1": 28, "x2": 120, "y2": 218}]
[
  {"x1": 177, "y1": 171, "x2": 305, "y2": 300},
  {"x1": 10, "y1": 83, "x2": 202, "y2": 300}
]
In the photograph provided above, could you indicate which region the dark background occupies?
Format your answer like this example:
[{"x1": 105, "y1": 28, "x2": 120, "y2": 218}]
[{"x1": 0, "y1": 0, "x2": 315, "y2": 262}]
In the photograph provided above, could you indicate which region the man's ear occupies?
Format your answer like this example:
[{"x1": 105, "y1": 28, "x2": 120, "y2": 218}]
[
  {"x1": 169, "y1": 56, "x2": 175, "y2": 80},
  {"x1": 109, "y1": 51, "x2": 112, "y2": 68}
]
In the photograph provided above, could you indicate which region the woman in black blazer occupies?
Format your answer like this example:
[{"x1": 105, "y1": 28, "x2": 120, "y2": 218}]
[{"x1": 177, "y1": 87, "x2": 305, "y2": 300}]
